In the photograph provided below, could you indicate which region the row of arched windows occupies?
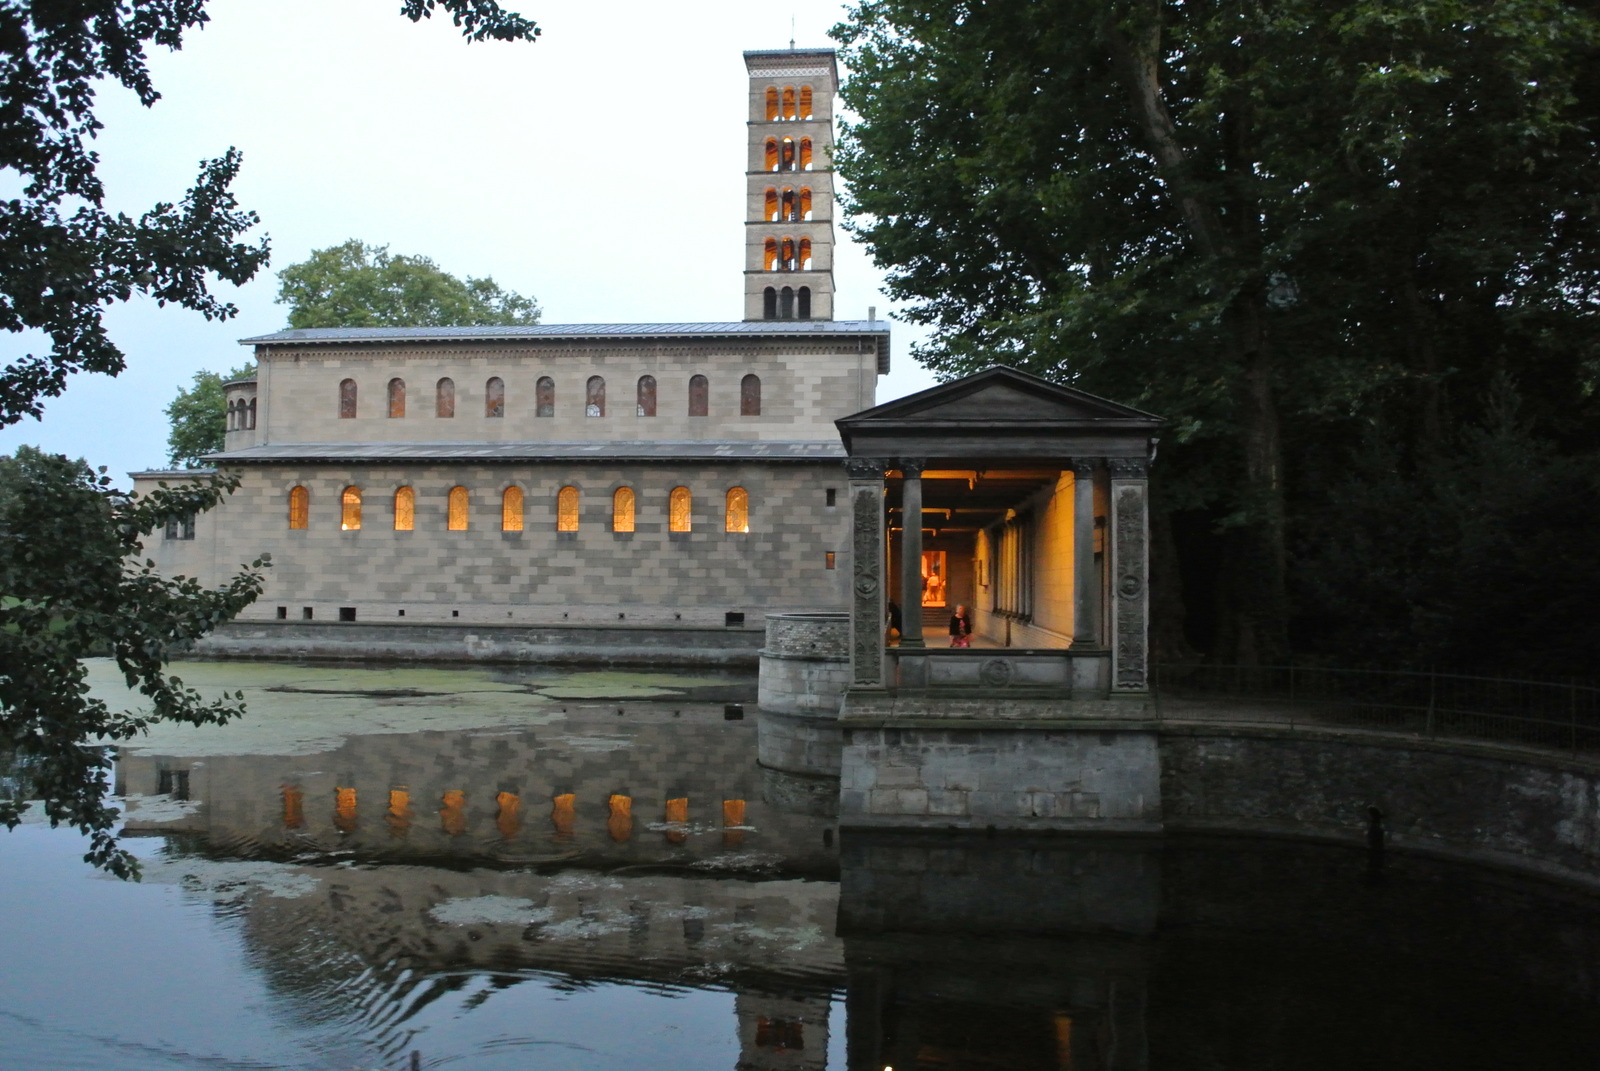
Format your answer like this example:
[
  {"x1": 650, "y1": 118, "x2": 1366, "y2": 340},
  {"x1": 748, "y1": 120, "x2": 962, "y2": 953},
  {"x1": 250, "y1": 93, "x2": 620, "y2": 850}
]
[
  {"x1": 227, "y1": 398, "x2": 257, "y2": 430},
  {"x1": 763, "y1": 136, "x2": 814, "y2": 173},
  {"x1": 763, "y1": 286, "x2": 812, "y2": 320},
  {"x1": 338, "y1": 374, "x2": 762, "y2": 418},
  {"x1": 292, "y1": 484, "x2": 752, "y2": 534},
  {"x1": 763, "y1": 187, "x2": 813, "y2": 222},
  {"x1": 763, "y1": 237, "x2": 812, "y2": 272},
  {"x1": 764, "y1": 85, "x2": 814, "y2": 122}
]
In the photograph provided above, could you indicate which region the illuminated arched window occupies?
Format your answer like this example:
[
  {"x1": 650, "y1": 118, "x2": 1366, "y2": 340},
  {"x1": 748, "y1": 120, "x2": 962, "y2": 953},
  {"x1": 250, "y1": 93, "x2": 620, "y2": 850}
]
[
  {"x1": 780, "y1": 237, "x2": 796, "y2": 271},
  {"x1": 636, "y1": 375, "x2": 656, "y2": 417},
  {"x1": 447, "y1": 486, "x2": 469, "y2": 531},
  {"x1": 485, "y1": 376, "x2": 504, "y2": 418},
  {"x1": 765, "y1": 86, "x2": 779, "y2": 121},
  {"x1": 688, "y1": 374, "x2": 708, "y2": 417},
  {"x1": 394, "y1": 486, "x2": 414, "y2": 531},
  {"x1": 763, "y1": 237, "x2": 778, "y2": 272},
  {"x1": 800, "y1": 137, "x2": 813, "y2": 170},
  {"x1": 799, "y1": 237, "x2": 812, "y2": 271},
  {"x1": 669, "y1": 486, "x2": 692, "y2": 532},
  {"x1": 338, "y1": 379, "x2": 357, "y2": 418},
  {"x1": 764, "y1": 187, "x2": 778, "y2": 222},
  {"x1": 782, "y1": 85, "x2": 796, "y2": 121},
  {"x1": 341, "y1": 486, "x2": 362, "y2": 531},
  {"x1": 798, "y1": 286, "x2": 812, "y2": 319},
  {"x1": 586, "y1": 376, "x2": 605, "y2": 417},
  {"x1": 780, "y1": 136, "x2": 795, "y2": 171},
  {"x1": 725, "y1": 487, "x2": 749, "y2": 533},
  {"x1": 288, "y1": 486, "x2": 309, "y2": 530},
  {"x1": 436, "y1": 377, "x2": 455, "y2": 418},
  {"x1": 799, "y1": 186, "x2": 813, "y2": 220},
  {"x1": 764, "y1": 137, "x2": 779, "y2": 172},
  {"x1": 613, "y1": 487, "x2": 635, "y2": 532},
  {"x1": 557, "y1": 485, "x2": 579, "y2": 532},
  {"x1": 501, "y1": 486, "x2": 523, "y2": 531},
  {"x1": 741, "y1": 374, "x2": 761, "y2": 416},
  {"x1": 781, "y1": 187, "x2": 796, "y2": 222},
  {"x1": 799, "y1": 85, "x2": 813, "y2": 119},
  {"x1": 536, "y1": 376, "x2": 554, "y2": 417},
  {"x1": 763, "y1": 287, "x2": 777, "y2": 320},
  {"x1": 387, "y1": 378, "x2": 405, "y2": 418}
]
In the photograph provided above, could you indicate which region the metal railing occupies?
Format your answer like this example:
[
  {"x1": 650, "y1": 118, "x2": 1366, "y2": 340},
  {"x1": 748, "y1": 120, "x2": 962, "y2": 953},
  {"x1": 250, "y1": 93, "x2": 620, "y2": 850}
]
[{"x1": 1153, "y1": 663, "x2": 1600, "y2": 757}]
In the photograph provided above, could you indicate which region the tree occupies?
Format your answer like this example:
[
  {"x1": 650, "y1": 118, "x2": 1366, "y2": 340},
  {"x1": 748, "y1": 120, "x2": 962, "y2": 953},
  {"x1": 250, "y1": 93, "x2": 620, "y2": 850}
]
[
  {"x1": 164, "y1": 363, "x2": 257, "y2": 467},
  {"x1": 275, "y1": 240, "x2": 541, "y2": 328},
  {"x1": 831, "y1": 0, "x2": 1600, "y2": 668},
  {"x1": 0, "y1": 0, "x2": 538, "y2": 875},
  {"x1": 0, "y1": 448, "x2": 268, "y2": 877}
]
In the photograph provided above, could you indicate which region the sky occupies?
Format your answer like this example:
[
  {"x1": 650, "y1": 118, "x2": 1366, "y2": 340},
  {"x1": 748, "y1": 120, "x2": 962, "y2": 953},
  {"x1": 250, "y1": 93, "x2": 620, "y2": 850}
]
[{"x1": 0, "y1": 0, "x2": 939, "y2": 477}]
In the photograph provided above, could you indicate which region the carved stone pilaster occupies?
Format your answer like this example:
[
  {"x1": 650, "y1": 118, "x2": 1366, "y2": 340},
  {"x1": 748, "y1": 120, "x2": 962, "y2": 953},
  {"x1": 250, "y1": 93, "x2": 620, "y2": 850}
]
[
  {"x1": 846, "y1": 459, "x2": 888, "y2": 687},
  {"x1": 1109, "y1": 477, "x2": 1150, "y2": 692}
]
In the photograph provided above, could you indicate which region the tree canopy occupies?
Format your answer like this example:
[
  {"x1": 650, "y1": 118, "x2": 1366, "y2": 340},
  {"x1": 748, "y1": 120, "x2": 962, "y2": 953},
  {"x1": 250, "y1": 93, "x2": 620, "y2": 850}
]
[
  {"x1": 832, "y1": 0, "x2": 1600, "y2": 671},
  {"x1": 164, "y1": 362, "x2": 257, "y2": 468},
  {"x1": 0, "y1": 0, "x2": 538, "y2": 875},
  {"x1": 275, "y1": 240, "x2": 541, "y2": 328}
]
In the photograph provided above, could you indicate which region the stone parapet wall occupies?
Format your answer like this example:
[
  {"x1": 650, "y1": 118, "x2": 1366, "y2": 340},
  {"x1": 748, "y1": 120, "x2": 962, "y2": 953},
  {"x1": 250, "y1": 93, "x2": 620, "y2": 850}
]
[{"x1": 758, "y1": 611, "x2": 849, "y2": 717}]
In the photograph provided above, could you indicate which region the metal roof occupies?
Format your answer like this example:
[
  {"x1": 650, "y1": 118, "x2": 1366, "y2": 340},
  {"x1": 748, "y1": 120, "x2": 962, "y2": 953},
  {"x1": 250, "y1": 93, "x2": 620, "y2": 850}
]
[
  {"x1": 239, "y1": 321, "x2": 888, "y2": 345},
  {"x1": 202, "y1": 440, "x2": 848, "y2": 464}
]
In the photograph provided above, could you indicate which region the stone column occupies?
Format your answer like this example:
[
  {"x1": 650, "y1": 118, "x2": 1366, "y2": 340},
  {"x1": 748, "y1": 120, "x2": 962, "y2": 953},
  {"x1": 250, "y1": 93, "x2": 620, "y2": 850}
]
[
  {"x1": 1108, "y1": 457, "x2": 1151, "y2": 693},
  {"x1": 1072, "y1": 458, "x2": 1102, "y2": 648},
  {"x1": 897, "y1": 457, "x2": 926, "y2": 648},
  {"x1": 845, "y1": 458, "x2": 888, "y2": 687}
]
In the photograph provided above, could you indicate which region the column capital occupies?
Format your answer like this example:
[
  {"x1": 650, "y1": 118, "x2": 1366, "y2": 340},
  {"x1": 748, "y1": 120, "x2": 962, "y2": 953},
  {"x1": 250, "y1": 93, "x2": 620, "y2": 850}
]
[
  {"x1": 897, "y1": 457, "x2": 927, "y2": 477},
  {"x1": 1069, "y1": 457, "x2": 1101, "y2": 478},
  {"x1": 1106, "y1": 457, "x2": 1149, "y2": 480},
  {"x1": 844, "y1": 457, "x2": 888, "y2": 479}
]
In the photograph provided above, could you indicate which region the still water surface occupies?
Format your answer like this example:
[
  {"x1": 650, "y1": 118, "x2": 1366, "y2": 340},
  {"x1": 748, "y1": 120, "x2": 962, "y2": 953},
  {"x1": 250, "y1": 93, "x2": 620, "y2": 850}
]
[{"x1": 4, "y1": 660, "x2": 1600, "y2": 1070}]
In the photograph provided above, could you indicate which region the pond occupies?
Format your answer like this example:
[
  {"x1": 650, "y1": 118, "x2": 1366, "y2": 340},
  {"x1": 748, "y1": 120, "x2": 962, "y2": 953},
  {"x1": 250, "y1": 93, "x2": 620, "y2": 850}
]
[{"x1": 4, "y1": 660, "x2": 1600, "y2": 1070}]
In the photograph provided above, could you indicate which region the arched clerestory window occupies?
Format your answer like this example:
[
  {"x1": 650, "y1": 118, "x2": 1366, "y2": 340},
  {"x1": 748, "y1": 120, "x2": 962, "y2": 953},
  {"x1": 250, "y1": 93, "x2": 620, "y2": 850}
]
[
  {"x1": 485, "y1": 376, "x2": 504, "y2": 418},
  {"x1": 688, "y1": 375, "x2": 708, "y2": 417},
  {"x1": 725, "y1": 487, "x2": 749, "y2": 533},
  {"x1": 501, "y1": 486, "x2": 523, "y2": 531},
  {"x1": 436, "y1": 378, "x2": 455, "y2": 418},
  {"x1": 557, "y1": 485, "x2": 579, "y2": 531},
  {"x1": 536, "y1": 376, "x2": 554, "y2": 417},
  {"x1": 636, "y1": 375, "x2": 656, "y2": 417},
  {"x1": 613, "y1": 487, "x2": 635, "y2": 533},
  {"x1": 669, "y1": 486, "x2": 692, "y2": 532},
  {"x1": 388, "y1": 378, "x2": 405, "y2": 418},
  {"x1": 762, "y1": 287, "x2": 777, "y2": 320},
  {"x1": 341, "y1": 487, "x2": 362, "y2": 531},
  {"x1": 339, "y1": 379, "x2": 357, "y2": 418},
  {"x1": 394, "y1": 487, "x2": 414, "y2": 531},
  {"x1": 447, "y1": 486, "x2": 469, "y2": 531},
  {"x1": 288, "y1": 486, "x2": 309, "y2": 530},
  {"x1": 741, "y1": 374, "x2": 761, "y2": 416},
  {"x1": 586, "y1": 376, "x2": 605, "y2": 417}
]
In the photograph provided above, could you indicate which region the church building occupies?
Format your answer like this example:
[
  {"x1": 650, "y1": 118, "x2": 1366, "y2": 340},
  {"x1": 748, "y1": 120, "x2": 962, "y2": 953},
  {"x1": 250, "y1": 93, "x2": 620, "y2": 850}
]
[{"x1": 134, "y1": 48, "x2": 891, "y2": 638}]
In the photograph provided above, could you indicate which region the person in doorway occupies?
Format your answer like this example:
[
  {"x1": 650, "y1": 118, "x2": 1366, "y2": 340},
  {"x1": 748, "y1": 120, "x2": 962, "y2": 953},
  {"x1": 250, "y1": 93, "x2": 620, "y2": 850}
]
[
  {"x1": 949, "y1": 604, "x2": 972, "y2": 647},
  {"x1": 886, "y1": 600, "x2": 903, "y2": 644}
]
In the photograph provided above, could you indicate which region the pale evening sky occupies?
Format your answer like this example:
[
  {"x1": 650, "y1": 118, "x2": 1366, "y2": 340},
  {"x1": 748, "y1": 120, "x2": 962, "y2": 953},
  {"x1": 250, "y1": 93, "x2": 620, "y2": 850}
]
[{"x1": 0, "y1": 0, "x2": 938, "y2": 477}]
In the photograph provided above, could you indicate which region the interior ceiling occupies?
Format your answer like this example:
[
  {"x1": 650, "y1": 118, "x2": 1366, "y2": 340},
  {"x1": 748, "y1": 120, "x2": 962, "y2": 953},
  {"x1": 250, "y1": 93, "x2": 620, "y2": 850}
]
[{"x1": 885, "y1": 469, "x2": 1061, "y2": 534}]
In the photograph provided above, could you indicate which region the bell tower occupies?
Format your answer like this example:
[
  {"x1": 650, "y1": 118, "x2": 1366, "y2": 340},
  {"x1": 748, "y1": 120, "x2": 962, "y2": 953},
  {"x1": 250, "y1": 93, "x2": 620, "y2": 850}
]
[{"x1": 743, "y1": 48, "x2": 838, "y2": 322}]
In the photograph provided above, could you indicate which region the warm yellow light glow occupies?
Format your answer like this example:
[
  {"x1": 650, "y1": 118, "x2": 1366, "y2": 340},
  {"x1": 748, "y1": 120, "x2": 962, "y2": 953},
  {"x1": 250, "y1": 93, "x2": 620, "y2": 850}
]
[
  {"x1": 440, "y1": 789, "x2": 466, "y2": 835},
  {"x1": 386, "y1": 789, "x2": 411, "y2": 836},
  {"x1": 288, "y1": 486, "x2": 309, "y2": 530},
  {"x1": 340, "y1": 486, "x2": 361, "y2": 531},
  {"x1": 669, "y1": 486, "x2": 692, "y2": 532},
  {"x1": 557, "y1": 486, "x2": 579, "y2": 531},
  {"x1": 725, "y1": 487, "x2": 749, "y2": 533},
  {"x1": 613, "y1": 487, "x2": 635, "y2": 532},
  {"x1": 550, "y1": 793, "x2": 575, "y2": 837},
  {"x1": 496, "y1": 791, "x2": 522, "y2": 839},
  {"x1": 447, "y1": 486, "x2": 469, "y2": 531},
  {"x1": 501, "y1": 486, "x2": 524, "y2": 531},
  {"x1": 608, "y1": 794, "x2": 633, "y2": 842},
  {"x1": 281, "y1": 785, "x2": 304, "y2": 829},
  {"x1": 393, "y1": 486, "x2": 414, "y2": 531},
  {"x1": 334, "y1": 787, "x2": 357, "y2": 833}
]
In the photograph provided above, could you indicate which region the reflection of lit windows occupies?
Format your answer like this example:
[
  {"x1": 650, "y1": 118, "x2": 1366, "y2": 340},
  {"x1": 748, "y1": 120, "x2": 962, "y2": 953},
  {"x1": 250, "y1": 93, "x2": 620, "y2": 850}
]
[
  {"x1": 439, "y1": 789, "x2": 467, "y2": 835},
  {"x1": 447, "y1": 486, "x2": 469, "y2": 531},
  {"x1": 334, "y1": 786, "x2": 358, "y2": 833},
  {"x1": 386, "y1": 789, "x2": 411, "y2": 836},
  {"x1": 393, "y1": 487, "x2": 414, "y2": 531},
  {"x1": 550, "y1": 793, "x2": 576, "y2": 837},
  {"x1": 613, "y1": 487, "x2": 635, "y2": 533},
  {"x1": 725, "y1": 487, "x2": 749, "y2": 533},
  {"x1": 664, "y1": 797, "x2": 688, "y2": 844},
  {"x1": 557, "y1": 486, "x2": 579, "y2": 532},
  {"x1": 755, "y1": 1018, "x2": 805, "y2": 1051},
  {"x1": 607, "y1": 794, "x2": 633, "y2": 842},
  {"x1": 340, "y1": 486, "x2": 361, "y2": 530},
  {"x1": 669, "y1": 486, "x2": 692, "y2": 532},
  {"x1": 496, "y1": 792, "x2": 522, "y2": 839},
  {"x1": 501, "y1": 486, "x2": 524, "y2": 532},
  {"x1": 281, "y1": 785, "x2": 304, "y2": 829}
]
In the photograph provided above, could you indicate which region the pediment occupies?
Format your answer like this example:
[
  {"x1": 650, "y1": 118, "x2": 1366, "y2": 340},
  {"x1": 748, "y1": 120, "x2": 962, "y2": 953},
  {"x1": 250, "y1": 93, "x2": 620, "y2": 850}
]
[{"x1": 841, "y1": 366, "x2": 1161, "y2": 428}]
